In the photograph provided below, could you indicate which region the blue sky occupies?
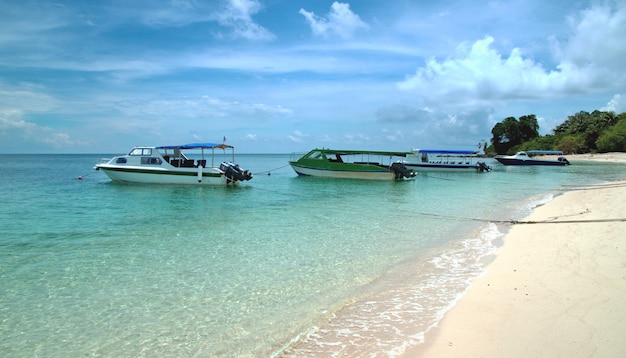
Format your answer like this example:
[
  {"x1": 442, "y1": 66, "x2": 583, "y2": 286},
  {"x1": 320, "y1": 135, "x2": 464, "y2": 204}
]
[{"x1": 1, "y1": 0, "x2": 625, "y2": 153}]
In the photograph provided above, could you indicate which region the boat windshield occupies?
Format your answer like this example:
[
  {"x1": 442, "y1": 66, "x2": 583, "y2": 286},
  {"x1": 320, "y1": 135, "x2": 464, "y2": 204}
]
[
  {"x1": 306, "y1": 151, "x2": 325, "y2": 160},
  {"x1": 129, "y1": 148, "x2": 152, "y2": 156}
]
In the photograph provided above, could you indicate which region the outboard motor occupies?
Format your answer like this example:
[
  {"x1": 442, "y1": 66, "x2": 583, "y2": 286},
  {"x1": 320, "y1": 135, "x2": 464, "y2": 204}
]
[
  {"x1": 477, "y1": 161, "x2": 492, "y2": 172},
  {"x1": 220, "y1": 162, "x2": 254, "y2": 183},
  {"x1": 390, "y1": 162, "x2": 417, "y2": 179},
  {"x1": 558, "y1": 157, "x2": 570, "y2": 165}
]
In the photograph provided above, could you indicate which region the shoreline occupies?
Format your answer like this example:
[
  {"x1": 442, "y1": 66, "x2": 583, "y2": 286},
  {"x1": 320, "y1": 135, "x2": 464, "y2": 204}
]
[
  {"x1": 565, "y1": 152, "x2": 626, "y2": 163},
  {"x1": 405, "y1": 175, "x2": 626, "y2": 357},
  {"x1": 495, "y1": 151, "x2": 626, "y2": 164}
]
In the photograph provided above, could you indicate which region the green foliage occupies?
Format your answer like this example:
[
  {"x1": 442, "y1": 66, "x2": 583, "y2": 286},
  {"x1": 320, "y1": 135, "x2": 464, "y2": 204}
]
[
  {"x1": 491, "y1": 114, "x2": 539, "y2": 154},
  {"x1": 596, "y1": 117, "x2": 626, "y2": 152},
  {"x1": 517, "y1": 135, "x2": 557, "y2": 152},
  {"x1": 553, "y1": 110, "x2": 617, "y2": 135},
  {"x1": 491, "y1": 110, "x2": 626, "y2": 155},
  {"x1": 556, "y1": 135, "x2": 584, "y2": 154},
  {"x1": 551, "y1": 110, "x2": 621, "y2": 152},
  {"x1": 518, "y1": 114, "x2": 540, "y2": 141}
]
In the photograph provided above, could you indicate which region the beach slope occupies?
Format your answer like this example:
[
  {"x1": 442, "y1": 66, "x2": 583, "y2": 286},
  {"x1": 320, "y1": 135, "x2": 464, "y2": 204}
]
[{"x1": 412, "y1": 180, "x2": 626, "y2": 357}]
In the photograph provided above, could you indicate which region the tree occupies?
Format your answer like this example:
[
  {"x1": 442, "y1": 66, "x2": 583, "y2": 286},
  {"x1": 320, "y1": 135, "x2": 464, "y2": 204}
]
[
  {"x1": 554, "y1": 111, "x2": 590, "y2": 134},
  {"x1": 596, "y1": 117, "x2": 626, "y2": 152},
  {"x1": 491, "y1": 117, "x2": 517, "y2": 153},
  {"x1": 490, "y1": 115, "x2": 540, "y2": 154},
  {"x1": 552, "y1": 110, "x2": 619, "y2": 152},
  {"x1": 518, "y1": 135, "x2": 557, "y2": 152},
  {"x1": 490, "y1": 110, "x2": 625, "y2": 155},
  {"x1": 518, "y1": 114, "x2": 539, "y2": 142},
  {"x1": 557, "y1": 135, "x2": 583, "y2": 154}
]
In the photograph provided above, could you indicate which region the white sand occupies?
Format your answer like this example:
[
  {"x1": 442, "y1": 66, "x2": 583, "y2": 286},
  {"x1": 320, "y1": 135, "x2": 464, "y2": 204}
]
[
  {"x1": 406, "y1": 172, "x2": 626, "y2": 357},
  {"x1": 566, "y1": 152, "x2": 626, "y2": 163}
]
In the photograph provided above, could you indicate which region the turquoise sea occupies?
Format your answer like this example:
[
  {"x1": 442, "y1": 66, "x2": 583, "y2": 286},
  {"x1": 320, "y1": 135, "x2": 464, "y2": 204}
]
[{"x1": 1, "y1": 153, "x2": 625, "y2": 357}]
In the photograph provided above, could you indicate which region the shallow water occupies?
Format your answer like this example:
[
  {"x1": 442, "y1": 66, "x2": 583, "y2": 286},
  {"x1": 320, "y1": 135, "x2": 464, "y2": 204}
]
[{"x1": 1, "y1": 154, "x2": 624, "y2": 357}]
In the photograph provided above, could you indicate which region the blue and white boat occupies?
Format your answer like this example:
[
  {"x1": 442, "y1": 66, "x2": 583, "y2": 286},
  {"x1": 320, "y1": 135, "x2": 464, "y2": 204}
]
[
  {"x1": 495, "y1": 150, "x2": 570, "y2": 166},
  {"x1": 95, "y1": 143, "x2": 253, "y2": 185},
  {"x1": 403, "y1": 149, "x2": 491, "y2": 172}
]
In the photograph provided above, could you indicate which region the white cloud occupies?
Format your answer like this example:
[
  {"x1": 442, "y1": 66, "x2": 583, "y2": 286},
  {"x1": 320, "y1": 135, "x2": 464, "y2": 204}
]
[
  {"x1": 398, "y1": 2, "x2": 626, "y2": 106},
  {"x1": 41, "y1": 132, "x2": 88, "y2": 147},
  {"x1": 381, "y1": 128, "x2": 406, "y2": 142},
  {"x1": 288, "y1": 130, "x2": 308, "y2": 143},
  {"x1": 0, "y1": 85, "x2": 86, "y2": 148},
  {"x1": 140, "y1": 1, "x2": 205, "y2": 27},
  {"x1": 299, "y1": 2, "x2": 368, "y2": 38},
  {"x1": 376, "y1": 105, "x2": 433, "y2": 123},
  {"x1": 214, "y1": 0, "x2": 274, "y2": 40},
  {"x1": 376, "y1": 104, "x2": 495, "y2": 148},
  {"x1": 113, "y1": 96, "x2": 292, "y2": 119},
  {"x1": 0, "y1": 111, "x2": 86, "y2": 149},
  {"x1": 132, "y1": 0, "x2": 275, "y2": 40},
  {"x1": 398, "y1": 36, "x2": 552, "y2": 103},
  {"x1": 0, "y1": 84, "x2": 55, "y2": 143},
  {"x1": 561, "y1": 3, "x2": 626, "y2": 70},
  {"x1": 601, "y1": 94, "x2": 625, "y2": 112},
  {"x1": 0, "y1": 111, "x2": 37, "y2": 131},
  {"x1": 0, "y1": 84, "x2": 57, "y2": 111}
]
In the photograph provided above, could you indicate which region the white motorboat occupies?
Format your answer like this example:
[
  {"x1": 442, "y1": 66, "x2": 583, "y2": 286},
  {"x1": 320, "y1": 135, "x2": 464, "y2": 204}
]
[
  {"x1": 95, "y1": 143, "x2": 253, "y2": 185},
  {"x1": 495, "y1": 150, "x2": 570, "y2": 166},
  {"x1": 403, "y1": 149, "x2": 491, "y2": 172}
]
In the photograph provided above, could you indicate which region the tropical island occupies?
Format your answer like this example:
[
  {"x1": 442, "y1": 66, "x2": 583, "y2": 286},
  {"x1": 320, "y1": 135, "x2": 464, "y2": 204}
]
[{"x1": 485, "y1": 110, "x2": 626, "y2": 155}]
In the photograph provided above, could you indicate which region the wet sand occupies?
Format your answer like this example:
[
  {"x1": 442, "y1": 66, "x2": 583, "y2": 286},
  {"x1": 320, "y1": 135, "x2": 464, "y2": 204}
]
[{"x1": 407, "y1": 154, "x2": 626, "y2": 357}]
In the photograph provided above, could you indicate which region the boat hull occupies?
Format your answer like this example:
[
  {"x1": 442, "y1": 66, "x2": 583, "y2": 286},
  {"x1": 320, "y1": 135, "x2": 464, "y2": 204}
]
[
  {"x1": 494, "y1": 158, "x2": 568, "y2": 166},
  {"x1": 96, "y1": 165, "x2": 232, "y2": 185},
  {"x1": 289, "y1": 163, "x2": 397, "y2": 181}
]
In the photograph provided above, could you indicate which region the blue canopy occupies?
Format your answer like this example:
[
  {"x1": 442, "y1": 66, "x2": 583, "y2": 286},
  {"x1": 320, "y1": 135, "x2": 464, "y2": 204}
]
[
  {"x1": 416, "y1": 149, "x2": 479, "y2": 154},
  {"x1": 527, "y1": 150, "x2": 563, "y2": 155},
  {"x1": 157, "y1": 143, "x2": 233, "y2": 150}
]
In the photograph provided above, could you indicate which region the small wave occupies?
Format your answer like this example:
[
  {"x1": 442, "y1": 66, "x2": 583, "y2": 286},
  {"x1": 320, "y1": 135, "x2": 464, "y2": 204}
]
[{"x1": 276, "y1": 223, "x2": 503, "y2": 357}]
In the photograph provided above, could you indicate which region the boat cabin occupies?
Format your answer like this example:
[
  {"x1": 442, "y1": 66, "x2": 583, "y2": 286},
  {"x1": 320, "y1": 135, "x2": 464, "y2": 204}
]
[{"x1": 413, "y1": 149, "x2": 479, "y2": 165}]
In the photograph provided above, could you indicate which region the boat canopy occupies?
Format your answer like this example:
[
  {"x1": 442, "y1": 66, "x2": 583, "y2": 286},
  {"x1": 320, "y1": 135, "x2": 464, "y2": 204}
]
[
  {"x1": 526, "y1": 150, "x2": 563, "y2": 155},
  {"x1": 156, "y1": 143, "x2": 234, "y2": 150},
  {"x1": 414, "y1": 149, "x2": 479, "y2": 155},
  {"x1": 314, "y1": 149, "x2": 414, "y2": 157}
]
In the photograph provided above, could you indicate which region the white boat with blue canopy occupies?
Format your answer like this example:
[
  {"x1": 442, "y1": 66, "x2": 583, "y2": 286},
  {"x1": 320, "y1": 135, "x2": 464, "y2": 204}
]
[
  {"x1": 95, "y1": 143, "x2": 253, "y2": 185},
  {"x1": 403, "y1": 149, "x2": 491, "y2": 172}
]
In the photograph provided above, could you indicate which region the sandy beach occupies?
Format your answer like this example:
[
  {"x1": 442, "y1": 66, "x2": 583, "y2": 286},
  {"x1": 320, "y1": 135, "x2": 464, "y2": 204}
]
[
  {"x1": 407, "y1": 153, "x2": 626, "y2": 357},
  {"x1": 542, "y1": 151, "x2": 626, "y2": 164},
  {"x1": 567, "y1": 152, "x2": 626, "y2": 163}
]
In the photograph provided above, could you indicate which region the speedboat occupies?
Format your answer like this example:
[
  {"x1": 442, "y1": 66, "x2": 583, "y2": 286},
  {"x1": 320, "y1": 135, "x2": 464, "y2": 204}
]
[
  {"x1": 289, "y1": 148, "x2": 417, "y2": 180},
  {"x1": 403, "y1": 149, "x2": 491, "y2": 172},
  {"x1": 95, "y1": 143, "x2": 253, "y2": 185},
  {"x1": 494, "y1": 150, "x2": 570, "y2": 166}
]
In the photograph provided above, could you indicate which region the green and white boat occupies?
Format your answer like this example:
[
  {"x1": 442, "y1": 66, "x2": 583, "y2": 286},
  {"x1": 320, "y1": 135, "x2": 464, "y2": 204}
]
[{"x1": 289, "y1": 148, "x2": 417, "y2": 180}]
